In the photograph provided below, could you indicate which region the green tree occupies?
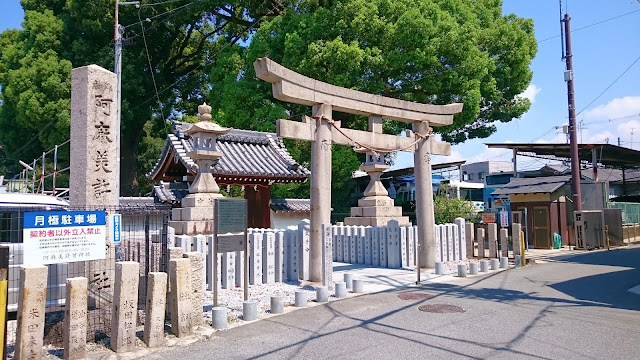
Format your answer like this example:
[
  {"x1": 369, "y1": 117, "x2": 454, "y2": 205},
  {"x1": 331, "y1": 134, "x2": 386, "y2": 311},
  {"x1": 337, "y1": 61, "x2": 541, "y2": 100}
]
[
  {"x1": 433, "y1": 192, "x2": 477, "y2": 224},
  {"x1": 0, "y1": 0, "x2": 285, "y2": 193},
  {"x1": 207, "y1": 0, "x2": 536, "y2": 210}
]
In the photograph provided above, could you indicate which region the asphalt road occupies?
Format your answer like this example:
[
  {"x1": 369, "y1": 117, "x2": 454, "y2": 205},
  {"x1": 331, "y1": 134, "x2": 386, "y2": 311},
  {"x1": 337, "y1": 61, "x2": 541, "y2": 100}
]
[{"x1": 144, "y1": 247, "x2": 640, "y2": 359}]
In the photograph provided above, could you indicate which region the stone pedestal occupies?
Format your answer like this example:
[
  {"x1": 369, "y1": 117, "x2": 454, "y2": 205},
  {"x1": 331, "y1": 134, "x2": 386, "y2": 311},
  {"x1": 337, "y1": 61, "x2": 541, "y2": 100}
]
[
  {"x1": 63, "y1": 277, "x2": 88, "y2": 360},
  {"x1": 111, "y1": 261, "x2": 139, "y2": 353},
  {"x1": 183, "y1": 252, "x2": 203, "y2": 325},
  {"x1": 169, "y1": 258, "x2": 193, "y2": 337},
  {"x1": 144, "y1": 272, "x2": 167, "y2": 348},
  {"x1": 15, "y1": 265, "x2": 47, "y2": 360}
]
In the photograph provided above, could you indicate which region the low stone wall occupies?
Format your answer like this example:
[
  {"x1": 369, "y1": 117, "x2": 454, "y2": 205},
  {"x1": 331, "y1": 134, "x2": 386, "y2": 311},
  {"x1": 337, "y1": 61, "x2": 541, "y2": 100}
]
[{"x1": 331, "y1": 218, "x2": 468, "y2": 269}]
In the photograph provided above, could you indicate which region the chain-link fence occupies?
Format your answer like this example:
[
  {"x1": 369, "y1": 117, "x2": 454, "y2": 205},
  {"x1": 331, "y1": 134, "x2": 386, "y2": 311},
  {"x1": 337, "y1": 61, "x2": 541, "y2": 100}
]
[
  {"x1": 607, "y1": 202, "x2": 640, "y2": 225},
  {"x1": 0, "y1": 203, "x2": 170, "y2": 346}
]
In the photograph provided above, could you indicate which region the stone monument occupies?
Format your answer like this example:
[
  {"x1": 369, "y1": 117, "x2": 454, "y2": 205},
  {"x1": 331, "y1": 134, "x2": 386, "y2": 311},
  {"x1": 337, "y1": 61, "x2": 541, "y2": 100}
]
[
  {"x1": 169, "y1": 103, "x2": 231, "y2": 235},
  {"x1": 69, "y1": 64, "x2": 118, "y2": 309},
  {"x1": 70, "y1": 65, "x2": 119, "y2": 207}
]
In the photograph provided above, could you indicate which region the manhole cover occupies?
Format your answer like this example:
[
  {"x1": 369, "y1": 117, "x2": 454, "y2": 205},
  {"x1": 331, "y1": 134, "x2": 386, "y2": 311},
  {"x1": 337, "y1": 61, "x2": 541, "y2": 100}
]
[
  {"x1": 397, "y1": 292, "x2": 435, "y2": 300},
  {"x1": 418, "y1": 304, "x2": 465, "y2": 313}
]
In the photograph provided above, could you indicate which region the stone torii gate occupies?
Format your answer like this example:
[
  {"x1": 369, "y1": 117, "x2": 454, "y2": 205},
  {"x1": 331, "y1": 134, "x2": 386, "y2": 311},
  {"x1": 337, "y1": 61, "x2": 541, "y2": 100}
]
[{"x1": 254, "y1": 58, "x2": 463, "y2": 281}]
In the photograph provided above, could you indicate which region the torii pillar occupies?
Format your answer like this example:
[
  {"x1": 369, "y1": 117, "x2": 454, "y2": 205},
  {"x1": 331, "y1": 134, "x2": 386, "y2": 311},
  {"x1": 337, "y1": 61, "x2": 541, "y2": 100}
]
[{"x1": 255, "y1": 58, "x2": 463, "y2": 278}]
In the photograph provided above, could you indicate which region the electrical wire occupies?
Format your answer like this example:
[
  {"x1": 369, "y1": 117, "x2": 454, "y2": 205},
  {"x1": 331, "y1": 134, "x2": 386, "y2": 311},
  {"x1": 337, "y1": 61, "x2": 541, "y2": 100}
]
[
  {"x1": 141, "y1": 0, "x2": 188, "y2": 6},
  {"x1": 129, "y1": 4, "x2": 280, "y2": 113},
  {"x1": 539, "y1": 9, "x2": 640, "y2": 43},
  {"x1": 138, "y1": 5, "x2": 169, "y2": 135},
  {"x1": 575, "y1": 53, "x2": 640, "y2": 117},
  {"x1": 125, "y1": 0, "x2": 203, "y2": 29}
]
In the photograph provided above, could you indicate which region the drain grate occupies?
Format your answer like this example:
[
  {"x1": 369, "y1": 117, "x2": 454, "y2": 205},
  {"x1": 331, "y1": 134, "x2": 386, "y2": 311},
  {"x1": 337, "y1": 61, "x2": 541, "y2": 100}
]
[
  {"x1": 397, "y1": 292, "x2": 436, "y2": 300},
  {"x1": 418, "y1": 304, "x2": 465, "y2": 313}
]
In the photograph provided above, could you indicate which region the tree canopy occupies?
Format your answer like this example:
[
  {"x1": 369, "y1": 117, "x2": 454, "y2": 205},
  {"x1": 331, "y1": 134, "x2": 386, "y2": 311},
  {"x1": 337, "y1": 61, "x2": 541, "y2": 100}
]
[{"x1": 0, "y1": 0, "x2": 536, "y2": 210}]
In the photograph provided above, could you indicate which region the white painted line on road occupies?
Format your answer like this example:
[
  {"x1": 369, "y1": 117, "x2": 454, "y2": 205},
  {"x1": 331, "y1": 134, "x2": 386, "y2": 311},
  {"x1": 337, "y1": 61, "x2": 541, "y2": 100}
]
[{"x1": 628, "y1": 284, "x2": 640, "y2": 295}]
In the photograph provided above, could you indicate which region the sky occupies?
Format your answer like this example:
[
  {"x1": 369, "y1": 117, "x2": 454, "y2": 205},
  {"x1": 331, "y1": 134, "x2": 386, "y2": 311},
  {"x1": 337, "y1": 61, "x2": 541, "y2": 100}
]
[{"x1": 1, "y1": 1, "x2": 640, "y2": 175}]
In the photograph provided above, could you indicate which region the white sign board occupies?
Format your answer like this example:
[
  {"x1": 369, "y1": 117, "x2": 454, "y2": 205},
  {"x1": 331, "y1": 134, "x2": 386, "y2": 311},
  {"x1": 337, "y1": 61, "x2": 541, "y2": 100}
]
[
  {"x1": 499, "y1": 211, "x2": 509, "y2": 227},
  {"x1": 23, "y1": 210, "x2": 107, "y2": 265}
]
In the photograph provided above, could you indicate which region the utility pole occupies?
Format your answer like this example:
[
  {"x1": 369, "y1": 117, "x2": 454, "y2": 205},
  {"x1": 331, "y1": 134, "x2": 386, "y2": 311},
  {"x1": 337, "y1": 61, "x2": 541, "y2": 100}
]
[
  {"x1": 563, "y1": 13, "x2": 582, "y2": 212},
  {"x1": 114, "y1": 1, "x2": 139, "y2": 195}
]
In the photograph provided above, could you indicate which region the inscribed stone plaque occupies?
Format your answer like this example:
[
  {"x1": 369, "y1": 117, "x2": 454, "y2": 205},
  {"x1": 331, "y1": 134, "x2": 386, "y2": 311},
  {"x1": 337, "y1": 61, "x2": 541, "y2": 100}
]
[
  {"x1": 371, "y1": 227, "x2": 380, "y2": 267},
  {"x1": 335, "y1": 226, "x2": 343, "y2": 262},
  {"x1": 70, "y1": 65, "x2": 119, "y2": 207},
  {"x1": 143, "y1": 272, "x2": 167, "y2": 348},
  {"x1": 216, "y1": 199, "x2": 246, "y2": 234},
  {"x1": 331, "y1": 225, "x2": 337, "y2": 261},
  {"x1": 407, "y1": 226, "x2": 415, "y2": 268},
  {"x1": 287, "y1": 230, "x2": 299, "y2": 281},
  {"x1": 435, "y1": 225, "x2": 442, "y2": 263},
  {"x1": 379, "y1": 227, "x2": 388, "y2": 267},
  {"x1": 111, "y1": 261, "x2": 139, "y2": 353},
  {"x1": 169, "y1": 258, "x2": 193, "y2": 337},
  {"x1": 356, "y1": 226, "x2": 365, "y2": 264},
  {"x1": 275, "y1": 231, "x2": 284, "y2": 283},
  {"x1": 453, "y1": 225, "x2": 460, "y2": 261},
  {"x1": 262, "y1": 232, "x2": 276, "y2": 284},
  {"x1": 221, "y1": 252, "x2": 235, "y2": 289},
  {"x1": 15, "y1": 265, "x2": 47, "y2": 360},
  {"x1": 349, "y1": 228, "x2": 357, "y2": 264},
  {"x1": 455, "y1": 218, "x2": 467, "y2": 260},
  {"x1": 447, "y1": 225, "x2": 454, "y2": 262},
  {"x1": 64, "y1": 277, "x2": 88, "y2": 360},
  {"x1": 321, "y1": 223, "x2": 334, "y2": 289},
  {"x1": 387, "y1": 221, "x2": 401, "y2": 269},
  {"x1": 342, "y1": 227, "x2": 350, "y2": 262},
  {"x1": 364, "y1": 226, "x2": 372, "y2": 265},
  {"x1": 249, "y1": 233, "x2": 263, "y2": 285},
  {"x1": 298, "y1": 220, "x2": 310, "y2": 280}
]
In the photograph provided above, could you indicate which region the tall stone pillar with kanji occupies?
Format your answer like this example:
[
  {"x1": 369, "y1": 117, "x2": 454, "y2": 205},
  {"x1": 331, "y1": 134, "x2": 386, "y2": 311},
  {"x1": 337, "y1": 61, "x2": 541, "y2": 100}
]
[
  {"x1": 70, "y1": 65, "x2": 119, "y2": 207},
  {"x1": 69, "y1": 64, "x2": 118, "y2": 309}
]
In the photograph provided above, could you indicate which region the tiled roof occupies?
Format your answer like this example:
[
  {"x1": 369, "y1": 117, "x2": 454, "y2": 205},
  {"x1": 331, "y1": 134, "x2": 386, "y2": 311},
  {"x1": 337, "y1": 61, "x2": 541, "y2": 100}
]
[
  {"x1": 152, "y1": 181, "x2": 189, "y2": 204},
  {"x1": 147, "y1": 121, "x2": 310, "y2": 183},
  {"x1": 270, "y1": 198, "x2": 311, "y2": 212},
  {"x1": 491, "y1": 175, "x2": 571, "y2": 195}
]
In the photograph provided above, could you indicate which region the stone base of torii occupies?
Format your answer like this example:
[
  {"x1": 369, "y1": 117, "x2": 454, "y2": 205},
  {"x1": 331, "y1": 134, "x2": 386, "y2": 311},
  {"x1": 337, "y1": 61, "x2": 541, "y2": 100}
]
[{"x1": 254, "y1": 58, "x2": 463, "y2": 282}]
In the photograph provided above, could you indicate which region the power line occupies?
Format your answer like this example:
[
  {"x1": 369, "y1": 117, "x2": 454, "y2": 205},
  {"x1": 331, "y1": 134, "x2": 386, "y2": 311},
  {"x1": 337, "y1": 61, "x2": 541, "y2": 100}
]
[
  {"x1": 539, "y1": 9, "x2": 640, "y2": 43},
  {"x1": 137, "y1": 5, "x2": 169, "y2": 135},
  {"x1": 129, "y1": 4, "x2": 280, "y2": 113},
  {"x1": 125, "y1": 0, "x2": 203, "y2": 29},
  {"x1": 575, "y1": 53, "x2": 640, "y2": 117},
  {"x1": 141, "y1": 0, "x2": 187, "y2": 6}
]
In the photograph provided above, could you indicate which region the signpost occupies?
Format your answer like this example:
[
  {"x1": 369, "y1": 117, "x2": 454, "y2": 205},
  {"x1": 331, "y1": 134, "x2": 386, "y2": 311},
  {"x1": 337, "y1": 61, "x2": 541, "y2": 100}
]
[
  {"x1": 111, "y1": 214, "x2": 123, "y2": 261},
  {"x1": 213, "y1": 199, "x2": 248, "y2": 307},
  {"x1": 22, "y1": 210, "x2": 107, "y2": 265}
]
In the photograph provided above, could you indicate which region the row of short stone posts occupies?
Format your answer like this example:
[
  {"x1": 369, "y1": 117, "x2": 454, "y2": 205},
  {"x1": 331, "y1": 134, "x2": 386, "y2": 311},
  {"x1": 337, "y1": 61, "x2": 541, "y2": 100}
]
[
  {"x1": 15, "y1": 254, "x2": 203, "y2": 359},
  {"x1": 464, "y1": 222, "x2": 524, "y2": 259}
]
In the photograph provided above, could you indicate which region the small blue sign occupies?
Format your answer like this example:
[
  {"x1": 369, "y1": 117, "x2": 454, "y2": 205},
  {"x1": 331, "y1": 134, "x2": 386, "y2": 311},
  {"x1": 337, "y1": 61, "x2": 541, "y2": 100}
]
[{"x1": 111, "y1": 214, "x2": 121, "y2": 243}]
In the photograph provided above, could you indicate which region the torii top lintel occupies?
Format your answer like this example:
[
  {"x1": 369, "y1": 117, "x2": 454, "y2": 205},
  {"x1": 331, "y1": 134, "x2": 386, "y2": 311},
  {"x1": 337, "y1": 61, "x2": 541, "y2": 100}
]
[{"x1": 254, "y1": 58, "x2": 463, "y2": 125}]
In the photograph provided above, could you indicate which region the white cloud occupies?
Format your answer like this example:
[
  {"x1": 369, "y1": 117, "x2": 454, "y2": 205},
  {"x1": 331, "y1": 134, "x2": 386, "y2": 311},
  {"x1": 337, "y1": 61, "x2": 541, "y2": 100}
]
[
  {"x1": 519, "y1": 84, "x2": 541, "y2": 104},
  {"x1": 583, "y1": 95, "x2": 640, "y2": 120}
]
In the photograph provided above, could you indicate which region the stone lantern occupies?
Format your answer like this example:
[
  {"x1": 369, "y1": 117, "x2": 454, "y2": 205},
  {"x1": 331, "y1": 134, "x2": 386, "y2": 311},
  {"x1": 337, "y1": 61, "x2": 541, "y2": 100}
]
[
  {"x1": 344, "y1": 148, "x2": 410, "y2": 226},
  {"x1": 169, "y1": 103, "x2": 231, "y2": 235},
  {"x1": 184, "y1": 102, "x2": 231, "y2": 195}
]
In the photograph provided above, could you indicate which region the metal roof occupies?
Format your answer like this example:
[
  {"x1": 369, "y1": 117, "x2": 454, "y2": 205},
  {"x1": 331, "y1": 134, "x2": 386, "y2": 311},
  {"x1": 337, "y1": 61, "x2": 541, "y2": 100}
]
[
  {"x1": 148, "y1": 121, "x2": 310, "y2": 184},
  {"x1": 270, "y1": 199, "x2": 311, "y2": 212},
  {"x1": 491, "y1": 175, "x2": 571, "y2": 195},
  {"x1": 485, "y1": 143, "x2": 640, "y2": 169}
]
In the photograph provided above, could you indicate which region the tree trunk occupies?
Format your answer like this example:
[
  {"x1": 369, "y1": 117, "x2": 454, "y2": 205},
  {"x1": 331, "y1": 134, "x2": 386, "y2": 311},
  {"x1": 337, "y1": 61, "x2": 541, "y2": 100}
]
[{"x1": 119, "y1": 128, "x2": 143, "y2": 196}]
